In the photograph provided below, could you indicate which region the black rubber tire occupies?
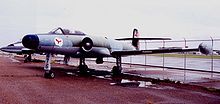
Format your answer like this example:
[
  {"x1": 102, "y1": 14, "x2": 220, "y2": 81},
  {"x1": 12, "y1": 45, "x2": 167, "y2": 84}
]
[
  {"x1": 44, "y1": 71, "x2": 55, "y2": 79},
  {"x1": 112, "y1": 66, "x2": 122, "y2": 76},
  {"x1": 78, "y1": 65, "x2": 88, "y2": 74}
]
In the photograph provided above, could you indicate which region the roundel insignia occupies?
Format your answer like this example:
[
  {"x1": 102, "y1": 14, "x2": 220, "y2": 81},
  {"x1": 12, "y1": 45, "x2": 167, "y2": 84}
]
[{"x1": 54, "y1": 37, "x2": 63, "y2": 47}]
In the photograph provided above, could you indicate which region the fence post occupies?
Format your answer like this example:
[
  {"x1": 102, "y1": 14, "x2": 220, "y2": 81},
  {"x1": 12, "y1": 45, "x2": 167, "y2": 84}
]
[
  {"x1": 210, "y1": 37, "x2": 214, "y2": 74},
  {"x1": 129, "y1": 40, "x2": 132, "y2": 67},
  {"x1": 184, "y1": 38, "x2": 187, "y2": 69},
  {"x1": 145, "y1": 40, "x2": 147, "y2": 66},
  {"x1": 130, "y1": 56, "x2": 132, "y2": 67},
  {"x1": 183, "y1": 38, "x2": 187, "y2": 82},
  {"x1": 163, "y1": 40, "x2": 165, "y2": 70}
]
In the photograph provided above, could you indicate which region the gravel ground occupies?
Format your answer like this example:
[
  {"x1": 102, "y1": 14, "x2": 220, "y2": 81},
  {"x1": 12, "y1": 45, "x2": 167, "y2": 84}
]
[{"x1": 0, "y1": 55, "x2": 220, "y2": 104}]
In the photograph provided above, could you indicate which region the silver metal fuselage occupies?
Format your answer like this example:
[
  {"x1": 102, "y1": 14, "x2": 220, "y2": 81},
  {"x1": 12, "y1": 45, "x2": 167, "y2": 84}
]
[{"x1": 35, "y1": 34, "x2": 135, "y2": 58}]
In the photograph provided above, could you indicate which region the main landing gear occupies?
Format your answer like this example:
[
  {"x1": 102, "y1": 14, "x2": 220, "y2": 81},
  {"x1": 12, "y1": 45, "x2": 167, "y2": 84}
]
[
  {"x1": 44, "y1": 53, "x2": 55, "y2": 79},
  {"x1": 111, "y1": 55, "x2": 122, "y2": 76},
  {"x1": 78, "y1": 57, "x2": 89, "y2": 74},
  {"x1": 77, "y1": 56, "x2": 123, "y2": 76},
  {"x1": 43, "y1": 53, "x2": 90, "y2": 78},
  {"x1": 42, "y1": 53, "x2": 122, "y2": 78},
  {"x1": 24, "y1": 54, "x2": 32, "y2": 63},
  {"x1": 63, "y1": 55, "x2": 70, "y2": 65}
]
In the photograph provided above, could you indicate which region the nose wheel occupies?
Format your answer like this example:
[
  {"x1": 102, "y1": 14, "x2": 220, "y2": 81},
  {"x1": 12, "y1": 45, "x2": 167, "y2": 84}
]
[
  {"x1": 44, "y1": 71, "x2": 55, "y2": 79},
  {"x1": 43, "y1": 53, "x2": 55, "y2": 79}
]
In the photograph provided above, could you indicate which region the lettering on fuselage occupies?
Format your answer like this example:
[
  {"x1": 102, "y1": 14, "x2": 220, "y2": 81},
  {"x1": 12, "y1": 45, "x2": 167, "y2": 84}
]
[{"x1": 54, "y1": 37, "x2": 63, "y2": 47}]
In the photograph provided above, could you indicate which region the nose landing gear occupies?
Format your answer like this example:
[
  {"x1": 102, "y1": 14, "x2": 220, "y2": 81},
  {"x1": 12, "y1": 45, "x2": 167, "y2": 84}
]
[{"x1": 44, "y1": 53, "x2": 55, "y2": 79}]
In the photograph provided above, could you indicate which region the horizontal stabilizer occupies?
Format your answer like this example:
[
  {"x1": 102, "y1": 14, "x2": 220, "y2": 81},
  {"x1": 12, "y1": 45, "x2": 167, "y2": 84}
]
[{"x1": 116, "y1": 38, "x2": 171, "y2": 41}]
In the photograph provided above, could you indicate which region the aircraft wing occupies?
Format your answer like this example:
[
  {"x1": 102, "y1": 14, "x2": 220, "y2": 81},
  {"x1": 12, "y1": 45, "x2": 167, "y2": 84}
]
[
  {"x1": 0, "y1": 46, "x2": 36, "y2": 54},
  {"x1": 111, "y1": 48, "x2": 198, "y2": 56},
  {"x1": 116, "y1": 38, "x2": 171, "y2": 40},
  {"x1": 0, "y1": 46, "x2": 23, "y2": 54},
  {"x1": 0, "y1": 48, "x2": 22, "y2": 54}
]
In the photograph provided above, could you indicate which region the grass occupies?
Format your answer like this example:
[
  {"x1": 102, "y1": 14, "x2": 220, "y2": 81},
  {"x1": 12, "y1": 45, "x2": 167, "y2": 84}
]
[{"x1": 148, "y1": 53, "x2": 220, "y2": 59}]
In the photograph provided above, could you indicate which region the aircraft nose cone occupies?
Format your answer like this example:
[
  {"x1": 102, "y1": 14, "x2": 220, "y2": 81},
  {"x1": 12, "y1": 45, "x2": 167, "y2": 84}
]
[{"x1": 22, "y1": 35, "x2": 39, "y2": 49}]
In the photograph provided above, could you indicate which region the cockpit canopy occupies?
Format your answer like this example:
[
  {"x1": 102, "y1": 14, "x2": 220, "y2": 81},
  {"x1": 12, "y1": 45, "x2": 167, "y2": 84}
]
[{"x1": 49, "y1": 27, "x2": 86, "y2": 36}]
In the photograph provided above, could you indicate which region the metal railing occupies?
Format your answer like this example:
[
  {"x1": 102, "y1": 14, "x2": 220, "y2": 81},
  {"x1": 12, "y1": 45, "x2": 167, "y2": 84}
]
[
  {"x1": 134, "y1": 38, "x2": 220, "y2": 73},
  {"x1": 106, "y1": 38, "x2": 220, "y2": 73}
]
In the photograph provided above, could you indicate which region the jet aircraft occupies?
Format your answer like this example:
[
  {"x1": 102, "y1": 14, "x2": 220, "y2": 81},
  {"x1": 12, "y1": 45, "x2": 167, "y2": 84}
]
[
  {"x1": 0, "y1": 41, "x2": 36, "y2": 62},
  {"x1": 21, "y1": 27, "x2": 209, "y2": 78}
]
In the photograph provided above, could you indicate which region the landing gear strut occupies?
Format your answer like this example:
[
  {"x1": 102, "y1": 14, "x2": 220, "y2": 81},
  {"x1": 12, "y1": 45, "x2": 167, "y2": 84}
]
[
  {"x1": 63, "y1": 55, "x2": 70, "y2": 65},
  {"x1": 78, "y1": 57, "x2": 88, "y2": 74},
  {"x1": 44, "y1": 53, "x2": 55, "y2": 79},
  {"x1": 112, "y1": 55, "x2": 122, "y2": 76}
]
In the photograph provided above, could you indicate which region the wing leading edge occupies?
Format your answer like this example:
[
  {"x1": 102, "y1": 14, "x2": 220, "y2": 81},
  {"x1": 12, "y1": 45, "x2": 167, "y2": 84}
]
[{"x1": 116, "y1": 38, "x2": 171, "y2": 40}]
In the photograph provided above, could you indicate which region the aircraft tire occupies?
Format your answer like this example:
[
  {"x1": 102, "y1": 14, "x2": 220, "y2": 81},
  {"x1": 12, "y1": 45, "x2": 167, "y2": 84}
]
[
  {"x1": 44, "y1": 71, "x2": 55, "y2": 79},
  {"x1": 112, "y1": 66, "x2": 122, "y2": 76},
  {"x1": 24, "y1": 59, "x2": 28, "y2": 63},
  {"x1": 78, "y1": 65, "x2": 88, "y2": 74}
]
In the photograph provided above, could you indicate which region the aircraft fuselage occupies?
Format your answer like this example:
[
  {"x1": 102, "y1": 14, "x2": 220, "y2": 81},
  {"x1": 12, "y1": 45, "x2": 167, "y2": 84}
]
[{"x1": 22, "y1": 34, "x2": 135, "y2": 58}]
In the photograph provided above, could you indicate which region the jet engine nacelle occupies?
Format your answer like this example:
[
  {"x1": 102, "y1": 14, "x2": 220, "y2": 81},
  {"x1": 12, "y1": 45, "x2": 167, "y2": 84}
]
[
  {"x1": 81, "y1": 37, "x2": 93, "y2": 52},
  {"x1": 198, "y1": 43, "x2": 213, "y2": 55}
]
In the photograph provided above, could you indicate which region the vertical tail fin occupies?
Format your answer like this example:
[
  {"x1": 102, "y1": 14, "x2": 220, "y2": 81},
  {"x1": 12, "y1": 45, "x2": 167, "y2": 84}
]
[{"x1": 132, "y1": 28, "x2": 139, "y2": 50}]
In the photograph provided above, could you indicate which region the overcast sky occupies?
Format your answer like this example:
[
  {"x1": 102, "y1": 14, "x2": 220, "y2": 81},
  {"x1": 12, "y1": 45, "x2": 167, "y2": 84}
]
[{"x1": 1, "y1": 0, "x2": 220, "y2": 47}]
